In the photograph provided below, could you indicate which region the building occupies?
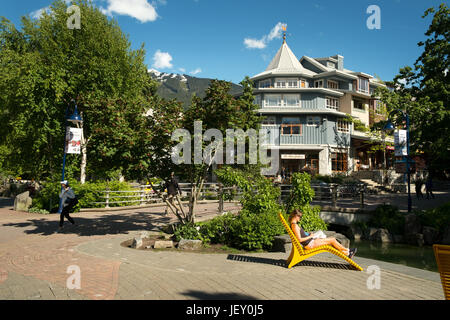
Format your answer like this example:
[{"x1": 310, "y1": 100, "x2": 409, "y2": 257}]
[{"x1": 250, "y1": 34, "x2": 390, "y2": 176}]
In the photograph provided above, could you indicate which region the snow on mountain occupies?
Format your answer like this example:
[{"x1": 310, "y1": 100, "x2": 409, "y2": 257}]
[{"x1": 148, "y1": 69, "x2": 187, "y2": 83}]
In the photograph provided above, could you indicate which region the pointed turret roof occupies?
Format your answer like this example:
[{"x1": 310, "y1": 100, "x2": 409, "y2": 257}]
[{"x1": 250, "y1": 39, "x2": 316, "y2": 79}]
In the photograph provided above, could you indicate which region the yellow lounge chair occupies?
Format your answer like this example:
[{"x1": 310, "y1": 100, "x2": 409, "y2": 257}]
[
  {"x1": 433, "y1": 244, "x2": 450, "y2": 300},
  {"x1": 278, "y1": 211, "x2": 363, "y2": 271}
]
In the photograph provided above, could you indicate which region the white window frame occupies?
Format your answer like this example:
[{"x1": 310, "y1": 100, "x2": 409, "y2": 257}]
[
  {"x1": 337, "y1": 119, "x2": 350, "y2": 133},
  {"x1": 283, "y1": 94, "x2": 300, "y2": 107},
  {"x1": 375, "y1": 100, "x2": 384, "y2": 115},
  {"x1": 358, "y1": 77, "x2": 369, "y2": 94},
  {"x1": 327, "y1": 80, "x2": 338, "y2": 90},
  {"x1": 264, "y1": 94, "x2": 282, "y2": 107},
  {"x1": 254, "y1": 94, "x2": 261, "y2": 107},
  {"x1": 314, "y1": 80, "x2": 323, "y2": 88},
  {"x1": 307, "y1": 116, "x2": 321, "y2": 126},
  {"x1": 326, "y1": 97, "x2": 339, "y2": 110},
  {"x1": 259, "y1": 79, "x2": 271, "y2": 89},
  {"x1": 300, "y1": 79, "x2": 307, "y2": 88}
]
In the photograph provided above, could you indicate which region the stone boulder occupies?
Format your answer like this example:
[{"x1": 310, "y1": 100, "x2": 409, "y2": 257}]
[
  {"x1": 369, "y1": 228, "x2": 394, "y2": 243},
  {"x1": 422, "y1": 226, "x2": 439, "y2": 245},
  {"x1": 404, "y1": 214, "x2": 422, "y2": 235},
  {"x1": 131, "y1": 236, "x2": 153, "y2": 250},
  {"x1": 14, "y1": 191, "x2": 32, "y2": 212},
  {"x1": 154, "y1": 240, "x2": 174, "y2": 249},
  {"x1": 349, "y1": 225, "x2": 363, "y2": 241},
  {"x1": 177, "y1": 239, "x2": 202, "y2": 250},
  {"x1": 272, "y1": 235, "x2": 292, "y2": 252}
]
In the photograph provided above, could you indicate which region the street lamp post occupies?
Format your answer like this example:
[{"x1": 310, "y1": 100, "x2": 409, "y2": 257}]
[
  {"x1": 384, "y1": 109, "x2": 412, "y2": 213},
  {"x1": 58, "y1": 100, "x2": 83, "y2": 213}
]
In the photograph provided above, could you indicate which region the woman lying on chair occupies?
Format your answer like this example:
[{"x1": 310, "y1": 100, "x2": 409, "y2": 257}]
[{"x1": 288, "y1": 209, "x2": 357, "y2": 259}]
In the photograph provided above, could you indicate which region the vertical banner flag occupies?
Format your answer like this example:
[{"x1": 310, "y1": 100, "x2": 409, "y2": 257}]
[
  {"x1": 394, "y1": 130, "x2": 407, "y2": 156},
  {"x1": 65, "y1": 127, "x2": 82, "y2": 154}
]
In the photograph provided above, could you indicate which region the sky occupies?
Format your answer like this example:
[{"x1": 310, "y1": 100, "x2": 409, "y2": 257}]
[{"x1": 1, "y1": 0, "x2": 446, "y2": 84}]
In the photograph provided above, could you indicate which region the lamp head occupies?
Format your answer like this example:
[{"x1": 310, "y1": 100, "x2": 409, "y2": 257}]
[
  {"x1": 67, "y1": 104, "x2": 83, "y2": 124},
  {"x1": 383, "y1": 120, "x2": 395, "y2": 132}
]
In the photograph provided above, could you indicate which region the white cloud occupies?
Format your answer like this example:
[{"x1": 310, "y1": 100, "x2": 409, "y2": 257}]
[
  {"x1": 244, "y1": 38, "x2": 266, "y2": 49},
  {"x1": 101, "y1": 0, "x2": 158, "y2": 23},
  {"x1": 30, "y1": 6, "x2": 51, "y2": 19},
  {"x1": 190, "y1": 68, "x2": 202, "y2": 75},
  {"x1": 152, "y1": 50, "x2": 173, "y2": 69},
  {"x1": 178, "y1": 68, "x2": 186, "y2": 73},
  {"x1": 244, "y1": 22, "x2": 287, "y2": 50}
]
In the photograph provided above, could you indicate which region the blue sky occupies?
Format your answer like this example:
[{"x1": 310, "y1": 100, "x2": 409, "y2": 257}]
[{"x1": 1, "y1": 0, "x2": 446, "y2": 84}]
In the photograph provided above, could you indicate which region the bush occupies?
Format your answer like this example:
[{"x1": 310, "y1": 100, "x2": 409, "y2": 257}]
[
  {"x1": 28, "y1": 207, "x2": 50, "y2": 214},
  {"x1": 198, "y1": 213, "x2": 235, "y2": 244},
  {"x1": 416, "y1": 202, "x2": 450, "y2": 234},
  {"x1": 173, "y1": 222, "x2": 205, "y2": 242},
  {"x1": 367, "y1": 205, "x2": 405, "y2": 234},
  {"x1": 227, "y1": 210, "x2": 286, "y2": 251},
  {"x1": 297, "y1": 204, "x2": 327, "y2": 232}
]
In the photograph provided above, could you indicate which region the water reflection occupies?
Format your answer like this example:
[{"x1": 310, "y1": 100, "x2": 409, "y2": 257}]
[{"x1": 351, "y1": 240, "x2": 438, "y2": 272}]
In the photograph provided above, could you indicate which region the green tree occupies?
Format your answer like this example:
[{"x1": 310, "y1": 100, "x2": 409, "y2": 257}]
[
  {"x1": 374, "y1": 3, "x2": 450, "y2": 174},
  {"x1": 0, "y1": 0, "x2": 154, "y2": 182}
]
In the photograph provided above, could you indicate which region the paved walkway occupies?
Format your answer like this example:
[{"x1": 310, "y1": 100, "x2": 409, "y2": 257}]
[{"x1": 0, "y1": 198, "x2": 445, "y2": 300}]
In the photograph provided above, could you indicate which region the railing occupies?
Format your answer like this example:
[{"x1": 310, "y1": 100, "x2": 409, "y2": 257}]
[{"x1": 87, "y1": 182, "x2": 366, "y2": 210}]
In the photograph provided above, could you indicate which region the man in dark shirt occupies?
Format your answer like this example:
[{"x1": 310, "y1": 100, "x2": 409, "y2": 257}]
[{"x1": 164, "y1": 172, "x2": 181, "y2": 216}]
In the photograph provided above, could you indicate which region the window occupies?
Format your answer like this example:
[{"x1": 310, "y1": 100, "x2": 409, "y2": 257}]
[
  {"x1": 300, "y1": 79, "x2": 307, "y2": 88},
  {"x1": 331, "y1": 153, "x2": 348, "y2": 172},
  {"x1": 254, "y1": 95, "x2": 261, "y2": 107},
  {"x1": 259, "y1": 79, "x2": 271, "y2": 88},
  {"x1": 358, "y1": 77, "x2": 369, "y2": 94},
  {"x1": 337, "y1": 119, "x2": 350, "y2": 133},
  {"x1": 353, "y1": 99, "x2": 365, "y2": 111},
  {"x1": 275, "y1": 78, "x2": 298, "y2": 88},
  {"x1": 327, "y1": 61, "x2": 336, "y2": 68},
  {"x1": 375, "y1": 100, "x2": 384, "y2": 115},
  {"x1": 265, "y1": 94, "x2": 282, "y2": 107},
  {"x1": 326, "y1": 97, "x2": 339, "y2": 110},
  {"x1": 262, "y1": 116, "x2": 276, "y2": 125},
  {"x1": 281, "y1": 117, "x2": 302, "y2": 135},
  {"x1": 284, "y1": 94, "x2": 300, "y2": 107},
  {"x1": 314, "y1": 80, "x2": 323, "y2": 88},
  {"x1": 327, "y1": 80, "x2": 338, "y2": 90},
  {"x1": 307, "y1": 116, "x2": 321, "y2": 126}
]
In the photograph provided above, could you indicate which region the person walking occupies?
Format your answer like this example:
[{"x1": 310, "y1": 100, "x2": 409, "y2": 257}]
[
  {"x1": 164, "y1": 172, "x2": 181, "y2": 216},
  {"x1": 58, "y1": 180, "x2": 78, "y2": 231},
  {"x1": 425, "y1": 174, "x2": 435, "y2": 200},
  {"x1": 415, "y1": 175, "x2": 424, "y2": 199}
]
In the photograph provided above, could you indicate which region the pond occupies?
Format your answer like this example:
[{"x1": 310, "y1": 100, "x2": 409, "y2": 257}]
[{"x1": 350, "y1": 240, "x2": 438, "y2": 272}]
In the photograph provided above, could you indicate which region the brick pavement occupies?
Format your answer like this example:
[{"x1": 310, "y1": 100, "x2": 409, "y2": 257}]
[{"x1": 0, "y1": 199, "x2": 445, "y2": 300}]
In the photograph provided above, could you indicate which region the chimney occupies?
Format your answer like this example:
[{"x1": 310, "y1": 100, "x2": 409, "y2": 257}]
[{"x1": 337, "y1": 55, "x2": 344, "y2": 71}]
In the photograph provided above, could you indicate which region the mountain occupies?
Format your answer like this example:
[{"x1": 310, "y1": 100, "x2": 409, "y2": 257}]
[{"x1": 148, "y1": 69, "x2": 243, "y2": 109}]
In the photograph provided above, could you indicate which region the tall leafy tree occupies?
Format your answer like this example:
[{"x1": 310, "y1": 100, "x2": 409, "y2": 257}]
[
  {"x1": 374, "y1": 3, "x2": 449, "y2": 174},
  {"x1": 0, "y1": 0, "x2": 153, "y2": 182}
]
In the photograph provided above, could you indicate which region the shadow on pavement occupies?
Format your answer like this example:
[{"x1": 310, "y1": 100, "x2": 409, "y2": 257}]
[
  {"x1": 227, "y1": 254, "x2": 354, "y2": 270},
  {"x1": 180, "y1": 290, "x2": 258, "y2": 300},
  {"x1": 1, "y1": 212, "x2": 172, "y2": 237},
  {"x1": 0, "y1": 197, "x2": 14, "y2": 209}
]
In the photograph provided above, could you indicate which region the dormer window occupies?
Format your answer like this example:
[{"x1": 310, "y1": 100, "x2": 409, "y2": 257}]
[
  {"x1": 327, "y1": 61, "x2": 336, "y2": 69},
  {"x1": 314, "y1": 80, "x2": 323, "y2": 88},
  {"x1": 275, "y1": 78, "x2": 298, "y2": 88}
]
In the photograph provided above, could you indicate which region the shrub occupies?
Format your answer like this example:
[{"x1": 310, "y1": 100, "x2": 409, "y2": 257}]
[
  {"x1": 28, "y1": 207, "x2": 50, "y2": 214},
  {"x1": 228, "y1": 210, "x2": 285, "y2": 251},
  {"x1": 416, "y1": 202, "x2": 450, "y2": 234},
  {"x1": 367, "y1": 205, "x2": 405, "y2": 234},
  {"x1": 297, "y1": 204, "x2": 327, "y2": 232},
  {"x1": 173, "y1": 222, "x2": 205, "y2": 242},
  {"x1": 198, "y1": 212, "x2": 235, "y2": 244}
]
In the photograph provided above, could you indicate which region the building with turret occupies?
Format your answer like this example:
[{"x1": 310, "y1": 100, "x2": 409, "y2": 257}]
[{"x1": 250, "y1": 34, "x2": 389, "y2": 176}]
